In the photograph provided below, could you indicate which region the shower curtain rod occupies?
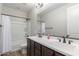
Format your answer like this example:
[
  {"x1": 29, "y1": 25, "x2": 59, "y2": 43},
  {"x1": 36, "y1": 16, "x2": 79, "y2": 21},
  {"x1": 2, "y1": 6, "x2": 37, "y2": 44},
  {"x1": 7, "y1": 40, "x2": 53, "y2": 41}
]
[{"x1": 1, "y1": 13, "x2": 27, "y2": 19}]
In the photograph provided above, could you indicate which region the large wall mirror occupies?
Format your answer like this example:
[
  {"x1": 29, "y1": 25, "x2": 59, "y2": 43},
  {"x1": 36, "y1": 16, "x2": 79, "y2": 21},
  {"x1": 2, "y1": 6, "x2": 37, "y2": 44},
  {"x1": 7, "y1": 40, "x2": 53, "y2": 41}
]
[
  {"x1": 39, "y1": 3, "x2": 79, "y2": 39},
  {"x1": 67, "y1": 4, "x2": 79, "y2": 39}
]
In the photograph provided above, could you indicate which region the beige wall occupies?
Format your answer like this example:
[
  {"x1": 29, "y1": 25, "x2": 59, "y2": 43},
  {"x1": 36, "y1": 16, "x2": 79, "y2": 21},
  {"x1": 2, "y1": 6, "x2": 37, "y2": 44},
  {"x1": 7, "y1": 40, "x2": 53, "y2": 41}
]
[
  {"x1": 0, "y1": 4, "x2": 1, "y2": 24},
  {"x1": 0, "y1": 3, "x2": 2, "y2": 52},
  {"x1": 28, "y1": 7, "x2": 38, "y2": 35}
]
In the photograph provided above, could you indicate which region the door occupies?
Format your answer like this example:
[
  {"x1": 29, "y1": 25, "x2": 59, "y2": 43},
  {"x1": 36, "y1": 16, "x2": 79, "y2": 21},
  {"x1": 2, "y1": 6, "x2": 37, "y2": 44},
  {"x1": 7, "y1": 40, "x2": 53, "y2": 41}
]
[{"x1": 11, "y1": 17, "x2": 27, "y2": 50}]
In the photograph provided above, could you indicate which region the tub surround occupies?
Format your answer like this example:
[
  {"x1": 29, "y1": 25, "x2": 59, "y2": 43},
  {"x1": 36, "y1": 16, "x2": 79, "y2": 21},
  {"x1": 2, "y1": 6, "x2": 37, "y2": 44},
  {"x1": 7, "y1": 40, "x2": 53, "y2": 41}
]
[{"x1": 27, "y1": 36, "x2": 79, "y2": 56}]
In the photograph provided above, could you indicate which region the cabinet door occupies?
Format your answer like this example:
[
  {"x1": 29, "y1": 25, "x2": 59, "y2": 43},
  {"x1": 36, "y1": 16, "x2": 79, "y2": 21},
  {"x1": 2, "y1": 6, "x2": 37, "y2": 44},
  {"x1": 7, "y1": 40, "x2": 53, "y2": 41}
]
[
  {"x1": 42, "y1": 46, "x2": 54, "y2": 56},
  {"x1": 35, "y1": 42, "x2": 42, "y2": 56},
  {"x1": 35, "y1": 49, "x2": 41, "y2": 56},
  {"x1": 30, "y1": 40, "x2": 35, "y2": 56},
  {"x1": 55, "y1": 51, "x2": 64, "y2": 56},
  {"x1": 35, "y1": 42, "x2": 41, "y2": 50},
  {"x1": 27, "y1": 38, "x2": 31, "y2": 56}
]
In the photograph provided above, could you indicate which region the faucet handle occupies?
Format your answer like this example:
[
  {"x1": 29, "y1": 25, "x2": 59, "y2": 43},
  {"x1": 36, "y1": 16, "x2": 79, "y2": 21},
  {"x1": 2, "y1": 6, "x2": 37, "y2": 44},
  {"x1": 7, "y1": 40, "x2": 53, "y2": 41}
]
[
  {"x1": 57, "y1": 38, "x2": 61, "y2": 42},
  {"x1": 59, "y1": 39, "x2": 61, "y2": 42},
  {"x1": 68, "y1": 40, "x2": 73, "y2": 44}
]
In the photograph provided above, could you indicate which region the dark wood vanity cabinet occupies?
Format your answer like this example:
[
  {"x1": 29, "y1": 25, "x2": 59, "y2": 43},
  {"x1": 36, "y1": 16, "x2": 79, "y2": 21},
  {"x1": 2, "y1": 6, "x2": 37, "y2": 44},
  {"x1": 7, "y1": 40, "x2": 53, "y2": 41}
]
[
  {"x1": 27, "y1": 39, "x2": 31, "y2": 56},
  {"x1": 27, "y1": 38, "x2": 65, "y2": 56},
  {"x1": 35, "y1": 49, "x2": 41, "y2": 56},
  {"x1": 42, "y1": 46, "x2": 54, "y2": 56},
  {"x1": 27, "y1": 39, "x2": 35, "y2": 56},
  {"x1": 34, "y1": 42, "x2": 42, "y2": 56},
  {"x1": 30, "y1": 40, "x2": 35, "y2": 56},
  {"x1": 55, "y1": 51, "x2": 65, "y2": 56}
]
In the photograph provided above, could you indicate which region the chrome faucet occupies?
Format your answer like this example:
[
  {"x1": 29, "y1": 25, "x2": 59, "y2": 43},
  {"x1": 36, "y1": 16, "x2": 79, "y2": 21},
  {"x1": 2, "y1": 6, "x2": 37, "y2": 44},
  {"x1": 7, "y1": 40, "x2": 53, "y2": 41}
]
[
  {"x1": 63, "y1": 36, "x2": 66, "y2": 43},
  {"x1": 62, "y1": 35, "x2": 70, "y2": 43},
  {"x1": 57, "y1": 37, "x2": 61, "y2": 42},
  {"x1": 38, "y1": 33, "x2": 42, "y2": 37}
]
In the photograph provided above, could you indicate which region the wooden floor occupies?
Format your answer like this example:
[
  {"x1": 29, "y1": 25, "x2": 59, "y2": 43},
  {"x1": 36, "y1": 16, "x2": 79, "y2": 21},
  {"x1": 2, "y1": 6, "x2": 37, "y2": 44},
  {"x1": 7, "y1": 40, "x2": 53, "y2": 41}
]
[{"x1": 0, "y1": 49, "x2": 27, "y2": 56}]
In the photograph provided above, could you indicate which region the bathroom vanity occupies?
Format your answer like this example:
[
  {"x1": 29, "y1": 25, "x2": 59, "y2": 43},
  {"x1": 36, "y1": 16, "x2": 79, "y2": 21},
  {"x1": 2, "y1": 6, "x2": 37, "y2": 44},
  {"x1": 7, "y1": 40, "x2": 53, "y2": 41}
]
[
  {"x1": 27, "y1": 38, "x2": 64, "y2": 56},
  {"x1": 27, "y1": 36, "x2": 79, "y2": 56}
]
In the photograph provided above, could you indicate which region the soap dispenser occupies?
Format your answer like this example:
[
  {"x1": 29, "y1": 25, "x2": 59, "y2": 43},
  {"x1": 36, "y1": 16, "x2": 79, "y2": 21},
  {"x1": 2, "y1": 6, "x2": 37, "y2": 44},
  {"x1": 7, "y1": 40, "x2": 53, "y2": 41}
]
[{"x1": 47, "y1": 34, "x2": 50, "y2": 39}]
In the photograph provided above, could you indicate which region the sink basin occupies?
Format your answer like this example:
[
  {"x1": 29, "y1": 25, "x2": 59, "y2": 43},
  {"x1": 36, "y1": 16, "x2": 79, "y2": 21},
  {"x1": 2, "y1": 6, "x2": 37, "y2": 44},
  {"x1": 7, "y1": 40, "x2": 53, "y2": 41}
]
[
  {"x1": 44, "y1": 38, "x2": 77, "y2": 50},
  {"x1": 71, "y1": 43, "x2": 79, "y2": 48},
  {"x1": 38, "y1": 36, "x2": 79, "y2": 50},
  {"x1": 43, "y1": 37, "x2": 59, "y2": 43}
]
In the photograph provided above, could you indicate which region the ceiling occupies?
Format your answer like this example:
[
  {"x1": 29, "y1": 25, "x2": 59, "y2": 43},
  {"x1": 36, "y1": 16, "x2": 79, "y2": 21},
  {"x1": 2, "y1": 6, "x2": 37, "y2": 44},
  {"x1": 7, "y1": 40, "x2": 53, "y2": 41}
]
[
  {"x1": 2, "y1": 3, "x2": 67, "y2": 15},
  {"x1": 2, "y1": 3, "x2": 34, "y2": 12},
  {"x1": 37, "y1": 3, "x2": 67, "y2": 16}
]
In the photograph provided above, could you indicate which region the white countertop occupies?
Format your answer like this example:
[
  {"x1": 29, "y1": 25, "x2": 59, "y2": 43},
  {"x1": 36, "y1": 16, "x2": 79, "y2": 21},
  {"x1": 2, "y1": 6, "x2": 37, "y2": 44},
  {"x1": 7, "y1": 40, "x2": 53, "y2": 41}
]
[{"x1": 27, "y1": 36, "x2": 79, "y2": 56}]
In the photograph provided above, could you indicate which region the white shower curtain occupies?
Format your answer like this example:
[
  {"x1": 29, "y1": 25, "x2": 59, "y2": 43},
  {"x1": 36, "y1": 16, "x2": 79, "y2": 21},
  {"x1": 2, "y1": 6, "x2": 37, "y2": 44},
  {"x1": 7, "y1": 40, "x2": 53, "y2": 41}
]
[{"x1": 2, "y1": 15, "x2": 12, "y2": 52}]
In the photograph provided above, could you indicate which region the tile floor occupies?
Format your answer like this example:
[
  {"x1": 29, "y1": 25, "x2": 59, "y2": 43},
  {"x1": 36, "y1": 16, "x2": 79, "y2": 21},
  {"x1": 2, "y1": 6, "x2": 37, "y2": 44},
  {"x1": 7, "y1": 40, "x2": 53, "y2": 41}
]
[{"x1": 0, "y1": 49, "x2": 27, "y2": 56}]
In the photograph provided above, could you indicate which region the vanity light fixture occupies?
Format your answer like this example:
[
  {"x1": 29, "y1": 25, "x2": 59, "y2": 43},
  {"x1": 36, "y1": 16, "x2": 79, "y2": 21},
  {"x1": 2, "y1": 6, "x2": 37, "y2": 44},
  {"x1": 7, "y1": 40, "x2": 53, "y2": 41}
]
[{"x1": 34, "y1": 3, "x2": 43, "y2": 8}]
